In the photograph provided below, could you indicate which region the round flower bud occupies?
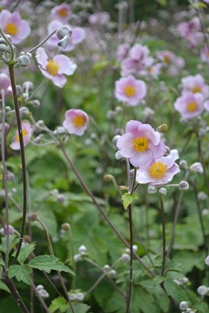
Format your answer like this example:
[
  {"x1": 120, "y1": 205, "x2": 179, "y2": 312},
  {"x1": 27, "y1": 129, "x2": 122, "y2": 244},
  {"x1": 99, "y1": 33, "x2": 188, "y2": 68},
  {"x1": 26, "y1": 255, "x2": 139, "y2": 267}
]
[
  {"x1": 69, "y1": 293, "x2": 77, "y2": 301},
  {"x1": 115, "y1": 151, "x2": 124, "y2": 161},
  {"x1": 189, "y1": 162, "x2": 203, "y2": 173},
  {"x1": 103, "y1": 264, "x2": 110, "y2": 271},
  {"x1": 197, "y1": 285, "x2": 208, "y2": 296},
  {"x1": 157, "y1": 124, "x2": 168, "y2": 133},
  {"x1": 61, "y1": 223, "x2": 70, "y2": 231},
  {"x1": 179, "y1": 301, "x2": 189, "y2": 310},
  {"x1": 20, "y1": 107, "x2": 29, "y2": 117},
  {"x1": 32, "y1": 100, "x2": 40, "y2": 107},
  {"x1": 5, "y1": 34, "x2": 12, "y2": 42},
  {"x1": 29, "y1": 213, "x2": 38, "y2": 221},
  {"x1": 112, "y1": 135, "x2": 121, "y2": 145},
  {"x1": 178, "y1": 180, "x2": 189, "y2": 191},
  {"x1": 122, "y1": 253, "x2": 130, "y2": 262},
  {"x1": 36, "y1": 120, "x2": 45, "y2": 128},
  {"x1": 77, "y1": 293, "x2": 84, "y2": 301},
  {"x1": 159, "y1": 187, "x2": 167, "y2": 195},
  {"x1": 0, "y1": 44, "x2": 7, "y2": 53},
  {"x1": 103, "y1": 174, "x2": 113, "y2": 182},
  {"x1": 109, "y1": 269, "x2": 116, "y2": 277},
  {"x1": 73, "y1": 254, "x2": 81, "y2": 262},
  {"x1": 0, "y1": 225, "x2": 15, "y2": 236},
  {"x1": 56, "y1": 126, "x2": 66, "y2": 135},
  {"x1": 23, "y1": 81, "x2": 34, "y2": 91},
  {"x1": 78, "y1": 245, "x2": 87, "y2": 254},
  {"x1": 198, "y1": 192, "x2": 207, "y2": 201},
  {"x1": 57, "y1": 194, "x2": 65, "y2": 203},
  {"x1": 39, "y1": 289, "x2": 49, "y2": 298},
  {"x1": 179, "y1": 160, "x2": 188, "y2": 169},
  {"x1": 148, "y1": 185, "x2": 157, "y2": 194},
  {"x1": 18, "y1": 54, "x2": 31, "y2": 67},
  {"x1": 16, "y1": 85, "x2": 23, "y2": 95},
  {"x1": 56, "y1": 25, "x2": 72, "y2": 40},
  {"x1": 36, "y1": 285, "x2": 44, "y2": 291},
  {"x1": 26, "y1": 52, "x2": 32, "y2": 59}
]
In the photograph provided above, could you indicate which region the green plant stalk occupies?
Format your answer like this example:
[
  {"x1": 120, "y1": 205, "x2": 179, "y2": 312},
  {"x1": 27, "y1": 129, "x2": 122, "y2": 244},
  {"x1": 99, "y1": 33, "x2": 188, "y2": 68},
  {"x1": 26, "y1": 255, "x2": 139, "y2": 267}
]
[
  {"x1": 1, "y1": 89, "x2": 10, "y2": 270},
  {"x1": 159, "y1": 194, "x2": 166, "y2": 275},
  {"x1": 126, "y1": 204, "x2": 133, "y2": 313},
  {"x1": 30, "y1": 280, "x2": 50, "y2": 313},
  {"x1": 36, "y1": 217, "x2": 75, "y2": 313},
  {"x1": 9, "y1": 64, "x2": 28, "y2": 266},
  {"x1": 60, "y1": 142, "x2": 155, "y2": 278}
]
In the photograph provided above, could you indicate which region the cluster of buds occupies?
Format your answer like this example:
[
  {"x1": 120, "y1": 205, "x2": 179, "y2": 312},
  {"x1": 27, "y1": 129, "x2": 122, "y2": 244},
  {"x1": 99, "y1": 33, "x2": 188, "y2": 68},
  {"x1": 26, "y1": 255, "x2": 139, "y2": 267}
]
[
  {"x1": 74, "y1": 245, "x2": 88, "y2": 262},
  {"x1": 179, "y1": 301, "x2": 196, "y2": 313},
  {"x1": 103, "y1": 264, "x2": 116, "y2": 278},
  {"x1": 69, "y1": 291, "x2": 85, "y2": 301},
  {"x1": 36, "y1": 285, "x2": 49, "y2": 298},
  {"x1": 56, "y1": 25, "x2": 72, "y2": 49}
]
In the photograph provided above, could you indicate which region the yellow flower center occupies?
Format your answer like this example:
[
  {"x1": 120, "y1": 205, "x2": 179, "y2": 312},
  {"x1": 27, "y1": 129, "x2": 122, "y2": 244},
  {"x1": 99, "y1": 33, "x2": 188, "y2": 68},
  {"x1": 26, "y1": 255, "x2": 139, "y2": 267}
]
[
  {"x1": 46, "y1": 60, "x2": 59, "y2": 76},
  {"x1": 73, "y1": 115, "x2": 85, "y2": 127},
  {"x1": 133, "y1": 137, "x2": 149, "y2": 152},
  {"x1": 163, "y1": 55, "x2": 170, "y2": 64},
  {"x1": 191, "y1": 86, "x2": 202, "y2": 93},
  {"x1": 149, "y1": 162, "x2": 167, "y2": 179},
  {"x1": 5, "y1": 23, "x2": 18, "y2": 35},
  {"x1": 58, "y1": 8, "x2": 68, "y2": 17},
  {"x1": 124, "y1": 85, "x2": 136, "y2": 97},
  {"x1": 187, "y1": 101, "x2": 197, "y2": 112},
  {"x1": 15, "y1": 129, "x2": 28, "y2": 142}
]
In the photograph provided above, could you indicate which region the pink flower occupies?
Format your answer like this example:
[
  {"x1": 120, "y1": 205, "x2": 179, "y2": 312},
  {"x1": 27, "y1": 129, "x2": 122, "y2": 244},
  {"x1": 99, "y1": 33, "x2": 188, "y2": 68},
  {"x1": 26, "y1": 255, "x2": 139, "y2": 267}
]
[
  {"x1": 116, "y1": 120, "x2": 166, "y2": 168},
  {"x1": 116, "y1": 43, "x2": 130, "y2": 62},
  {"x1": 0, "y1": 9, "x2": 30, "y2": 44},
  {"x1": 115, "y1": 75, "x2": 146, "y2": 106},
  {"x1": 204, "y1": 100, "x2": 209, "y2": 111},
  {"x1": 47, "y1": 21, "x2": 85, "y2": 51},
  {"x1": 89, "y1": 12, "x2": 110, "y2": 25},
  {"x1": 135, "y1": 150, "x2": 180, "y2": 186},
  {"x1": 10, "y1": 120, "x2": 34, "y2": 150},
  {"x1": 181, "y1": 74, "x2": 209, "y2": 98},
  {"x1": 0, "y1": 224, "x2": 15, "y2": 236},
  {"x1": 201, "y1": 46, "x2": 209, "y2": 64},
  {"x1": 50, "y1": 3, "x2": 71, "y2": 23},
  {"x1": 174, "y1": 92, "x2": 204, "y2": 119},
  {"x1": 63, "y1": 109, "x2": 89, "y2": 136},
  {"x1": 121, "y1": 44, "x2": 152, "y2": 76},
  {"x1": 157, "y1": 50, "x2": 185, "y2": 74},
  {"x1": 0, "y1": 73, "x2": 12, "y2": 98},
  {"x1": 35, "y1": 47, "x2": 77, "y2": 88}
]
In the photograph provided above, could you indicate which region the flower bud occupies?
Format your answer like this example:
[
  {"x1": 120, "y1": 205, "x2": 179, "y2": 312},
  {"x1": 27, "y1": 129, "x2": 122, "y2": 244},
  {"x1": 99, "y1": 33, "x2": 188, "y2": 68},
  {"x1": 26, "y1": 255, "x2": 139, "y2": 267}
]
[
  {"x1": 69, "y1": 293, "x2": 77, "y2": 301},
  {"x1": 56, "y1": 25, "x2": 72, "y2": 40},
  {"x1": 39, "y1": 289, "x2": 49, "y2": 298},
  {"x1": 58, "y1": 35, "x2": 70, "y2": 49},
  {"x1": 77, "y1": 293, "x2": 84, "y2": 301},
  {"x1": 26, "y1": 52, "x2": 32, "y2": 59},
  {"x1": 20, "y1": 107, "x2": 29, "y2": 117},
  {"x1": 103, "y1": 264, "x2": 110, "y2": 271},
  {"x1": 18, "y1": 54, "x2": 30, "y2": 67},
  {"x1": 157, "y1": 124, "x2": 168, "y2": 133},
  {"x1": 178, "y1": 180, "x2": 189, "y2": 191},
  {"x1": 198, "y1": 192, "x2": 207, "y2": 200},
  {"x1": 179, "y1": 160, "x2": 188, "y2": 169},
  {"x1": 16, "y1": 85, "x2": 23, "y2": 95},
  {"x1": 23, "y1": 81, "x2": 34, "y2": 91},
  {"x1": 197, "y1": 285, "x2": 208, "y2": 296},
  {"x1": 57, "y1": 194, "x2": 65, "y2": 203},
  {"x1": 36, "y1": 120, "x2": 45, "y2": 128},
  {"x1": 159, "y1": 187, "x2": 167, "y2": 195},
  {"x1": 56, "y1": 126, "x2": 66, "y2": 135},
  {"x1": 32, "y1": 100, "x2": 40, "y2": 107},
  {"x1": 112, "y1": 135, "x2": 121, "y2": 145},
  {"x1": 189, "y1": 162, "x2": 203, "y2": 173},
  {"x1": 109, "y1": 269, "x2": 116, "y2": 277},
  {"x1": 78, "y1": 245, "x2": 87, "y2": 254},
  {"x1": 0, "y1": 225, "x2": 15, "y2": 236},
  {"x1": 74, "y1": 254, "x2": 81, "y2": 262},
  {"x1": 179, "y1": 301, "x2": 189, "y2": 310},
  {"x1": 0, "y1": 44, "x2": 7, "y2": 53},
  {"x1": 29, "y1": 213, "x2": 38, "y2": 221},
  {"x1": 115, "y1": 151, "x2": 124, "y2": 161},
  {"x1": 103, "y1": 174, "x2": 113, "y2": 182},
  {"x1": 148, "y1": 185, "x2": 157, "y2": 194},
  {"x1": 61, "y1": 223, "x2": 70, "y2": 231}
]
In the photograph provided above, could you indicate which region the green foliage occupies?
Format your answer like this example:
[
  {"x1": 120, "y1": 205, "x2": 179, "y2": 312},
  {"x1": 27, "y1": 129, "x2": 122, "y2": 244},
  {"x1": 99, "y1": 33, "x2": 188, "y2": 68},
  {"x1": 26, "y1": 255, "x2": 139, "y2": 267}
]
[
  {"x1": 122, "y1": 192, "x2": 138, "y2": 210},
  {"x1": 8, "y1": 265, "x2": 32, "y2": 285}
]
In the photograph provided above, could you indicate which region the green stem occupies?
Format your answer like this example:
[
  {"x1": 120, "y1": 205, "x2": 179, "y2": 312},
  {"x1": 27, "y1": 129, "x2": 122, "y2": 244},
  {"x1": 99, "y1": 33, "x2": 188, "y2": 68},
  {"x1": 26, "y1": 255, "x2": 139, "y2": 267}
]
[
  {"x1": 9, "y1": 64, "x2": 28, "y2": 265},
  {"x1": 159, "y1": 194, "x2": 166, "y2": 275}
]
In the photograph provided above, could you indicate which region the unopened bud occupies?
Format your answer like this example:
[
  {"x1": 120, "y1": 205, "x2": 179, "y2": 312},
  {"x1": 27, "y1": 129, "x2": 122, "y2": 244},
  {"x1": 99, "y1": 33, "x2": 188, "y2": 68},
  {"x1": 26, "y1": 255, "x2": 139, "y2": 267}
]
[
  {"x1": 29, "y1": 213, "x2": 38, "y2": 221},
  {"x1": 159, "y1": 187, "x2": 167, "y2": 195},
  {"x1": 18, "y1": 54, "x2": 30, "y2": 67},
  {"x1": 189, "y1": 162, "x2": 203, "y2": 173},
  {"x1": 121, "y1": 253, "x2": 130, "y2": 262},
  {"x1": 148, "y1": 185, "x2": 157, "y2": 194},
  {"x1": 197, "y1": 285, "x2": 208, "y2": 296},
  {"x1": 36, "y1": 120, "x2": 45, "y2": 128},
  {"x1": 58, "y1": 35, "x2": 70, "y2": 49},
  {"x1": 32, "y1": 100, "x2": 40, "y2": 107},
  {"x1": 56, "y1": 25, "x2": 72, "y2": 40},
  {"x1": 109, "y1": 269, "x2": 116, "y2": 277},
  {"x1": 157, "y1": 124, "x2": 168, "y2": 133},
  {"x1": 16, "y1": 85, "x2": 23, "y2": 95},
  {"x1": 112, "y1": 135, "x2": 121, "y2": 145},
  {"x1": 179, "y1": 301, "x2": 189, "y2": 310},
  {"x1": 77, "y1": 293, "x2": 84, "y2": 301},
  {"x1": 198, "y1": 192, "x2": 207, "y2": 200},
  {"x1": 0, "y1": 225, "x2": 15, "y2": 236},
  {"x1": 78, "y1": 245, "x2": 87, "y2": 254},
  {"x1": 61, "y1": 223, "x2": 70, "y2": 231},
  {"x1": 0, "y1": 44, "x2": 7, "y2": 53},
  {"x1": 179, "y1": 160, "x2": 188, "y2": 169},
  {"x1": 57, "y1": 194, "x2": 65, "y2": 203},
  {"x1": 56, "y1": 126, "x2": 66, "y2": 135},
  {"x1": 115, "y1": 151, "x2": 124, "y2": 161},
  {"x1": 103, "y1": 174, "x2": 113, "y2": 182},
  {"x1": 205, "y1": 255, "x2": 209, "y2": 266},
  {"x1": 23, "y1": 81, "x2": 34, "y2": 91},
  {"x1": 20, "y1": 107, "x2": 29, "y2": 117},
  {"x1": 178, "y1": 180, "x2": 189, "y2": 191},
  {"x1": 69, "y1": 293, "x2": 77, "y2": 301}
]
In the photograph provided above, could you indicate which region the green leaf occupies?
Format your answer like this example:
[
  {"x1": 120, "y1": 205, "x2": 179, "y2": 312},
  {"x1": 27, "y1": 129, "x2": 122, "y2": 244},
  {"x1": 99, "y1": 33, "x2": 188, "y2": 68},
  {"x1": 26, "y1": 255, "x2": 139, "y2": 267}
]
[
  {"x1": 0, "y1": 235, "x2": 19, "y2": 254},
  {"x1": 8, "y1": 264, "x2": 32, "y2": 285},
  {"x1": 0, "y1": 281, "x2": 10, "y2": 293},
  {"x1": 14, "y1": 243, "x2": 36, "y2": 264},
  {"x1": 0, "y1": 257, "x2": 5, "y2": 266},
  {"x1": 70, "y1": 303, "x2": 91, "y2": 313},
  {"x1": 28, "y1": 255, "x2": 75, "y2": 275},
  {"x1": 49, "y1": 297, "x2": 68, "y2": 313},
  {"x1": 122, "y1": 193, "x2": 138, "y2": 210},
  {"x1": 164, "y1": 279, "x2": 180, "y2": 303}
]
